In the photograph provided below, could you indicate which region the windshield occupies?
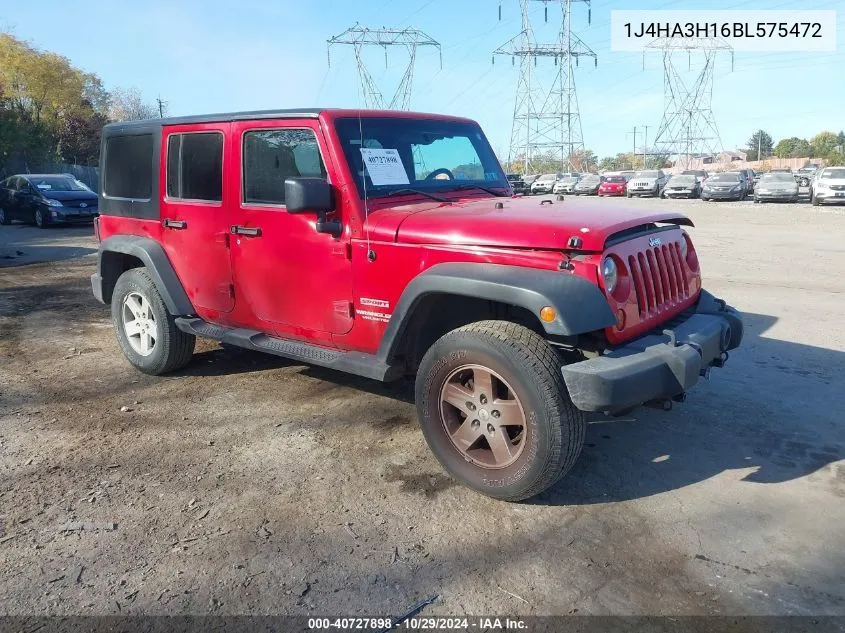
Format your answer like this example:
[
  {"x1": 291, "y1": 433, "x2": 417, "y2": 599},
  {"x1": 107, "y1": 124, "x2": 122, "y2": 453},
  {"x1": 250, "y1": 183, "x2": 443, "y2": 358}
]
[
  {"x1": 669, "y1": 175, "x2": 696, "y2": 185},
  {"x1": 560, "y1": 177, "x2": 577, "y2": 184},
  {"x1": 28, "y1": 176, "x2": 92, "y2": 192},
  {"x1": 633, "y1": 170, "x2": 658, "y2": 178},
  {"x1": 579, "y1": 175, "x2": 599, "y2": 182},
  {"x1": 821, "y1": 169, "x2": 845, "y2": 179},
  {"x1": 708, "y1": 174, "x2": 740, "y2": 183},
  {"x1": 681, "y1": 171, "x2": 705, "y2": 177},
  {"x1": 334, "y1": 117, "x2": 506, "y2": 198},
  {"x1": 760, "y1": 173, "x2": 795, "y2": 183},
  {"x1": 538, "y1": 173, "x2": 558, "y2": 181},
  {"x1": 604, "y1": 176, "x2": 626, "y2": 183}
]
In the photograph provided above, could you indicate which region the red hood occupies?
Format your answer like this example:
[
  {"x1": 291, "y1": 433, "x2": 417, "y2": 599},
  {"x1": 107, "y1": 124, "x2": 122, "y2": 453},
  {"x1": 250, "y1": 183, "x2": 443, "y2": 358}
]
[{"x1": 365, "y1": 195, "x2": 692, "y2": 251}]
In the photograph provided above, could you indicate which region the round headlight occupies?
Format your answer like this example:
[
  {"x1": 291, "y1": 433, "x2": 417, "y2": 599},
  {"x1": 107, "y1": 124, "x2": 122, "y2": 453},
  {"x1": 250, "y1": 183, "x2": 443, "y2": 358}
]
[
  {"x1": 679, "y1": 235, "x2": 688, "y2": 259},
  {"x1": 602, "y1": 257, "x2": 618, "y2": 294}
]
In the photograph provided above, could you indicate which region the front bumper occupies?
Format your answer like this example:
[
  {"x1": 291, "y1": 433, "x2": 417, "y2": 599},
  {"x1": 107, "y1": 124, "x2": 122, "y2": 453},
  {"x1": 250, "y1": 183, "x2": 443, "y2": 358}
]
[
  {"x1": 628, "y1": 186, "x2": 659, "y2": 196},
  {"x1": 50, "y1": 210, "x2": 99, "y2": 223},
  {"x1": 814, "y1": 189, "x2": 845, "y2": 203},
  {"x1": 531, "y1": 185, "x2": 553, "y2": 194},
  {"x1": 702, "y1": 190, "x2": 742, "y2": 199},
  {"x1": 664, "y1": 189, "x2": 696, "y2": 198},
  {"x1": 561, "y1": 290, "x2": 743, "y2": 413},
  {"x1": 755, "y1": 191, "x2": 797, "y2": 201}
]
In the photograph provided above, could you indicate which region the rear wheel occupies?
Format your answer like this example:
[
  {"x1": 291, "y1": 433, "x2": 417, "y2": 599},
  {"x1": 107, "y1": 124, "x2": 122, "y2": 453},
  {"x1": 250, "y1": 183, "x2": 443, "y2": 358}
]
[
  {"x1": 111, "y1": 268, "x2": 195, "y2": 375},
  {"x1": 415, "y1": 321, "x2": 585, "y2": 502},
  {"x1": 0, "y1": 207, "x2": 9, "y2": 225}
]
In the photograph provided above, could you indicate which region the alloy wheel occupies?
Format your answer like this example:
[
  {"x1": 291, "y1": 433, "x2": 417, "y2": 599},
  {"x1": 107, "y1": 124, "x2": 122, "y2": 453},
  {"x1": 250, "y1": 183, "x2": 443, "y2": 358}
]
[
  {"x1": 439, "y1": 364, "x2": 526, "y2": 469},
  {"x1": 122, "y1": 291, "x2": 158, "y2": 356}
]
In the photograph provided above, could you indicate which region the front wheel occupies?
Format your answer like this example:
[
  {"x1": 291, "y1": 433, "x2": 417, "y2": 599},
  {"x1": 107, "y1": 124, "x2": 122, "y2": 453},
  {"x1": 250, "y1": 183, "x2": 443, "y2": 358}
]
[
  {"x1": 33, "y1": 208, "x2": 48, "y2": 228},
  {"x1": 415, "y1": 321, "x2": 585, "y2": 502},
  {"x1": 0, "y1": 207, "x2": 10, "y2": 225},
  {"x1": 111, "y1": 268, "x2": 196, "y2": 375}
]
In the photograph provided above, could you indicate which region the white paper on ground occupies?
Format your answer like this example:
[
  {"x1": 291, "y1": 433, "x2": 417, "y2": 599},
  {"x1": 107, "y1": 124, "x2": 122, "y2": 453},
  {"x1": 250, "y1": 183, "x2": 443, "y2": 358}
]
[{"x1": 360, "y1": 148, "x2": 409, "y2": 186}]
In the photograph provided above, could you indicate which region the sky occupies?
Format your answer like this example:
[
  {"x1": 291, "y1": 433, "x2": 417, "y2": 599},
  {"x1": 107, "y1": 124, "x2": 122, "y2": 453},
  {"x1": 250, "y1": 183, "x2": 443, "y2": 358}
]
[{"x1": 2, "y1": 0, "x2": 843, "y2": 159}]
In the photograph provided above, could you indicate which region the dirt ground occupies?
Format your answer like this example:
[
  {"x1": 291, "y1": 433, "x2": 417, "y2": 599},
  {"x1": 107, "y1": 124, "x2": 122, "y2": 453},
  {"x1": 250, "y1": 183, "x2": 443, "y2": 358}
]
[{"x1": 1, "y1": 198, "x2": 844, "y2": 618}]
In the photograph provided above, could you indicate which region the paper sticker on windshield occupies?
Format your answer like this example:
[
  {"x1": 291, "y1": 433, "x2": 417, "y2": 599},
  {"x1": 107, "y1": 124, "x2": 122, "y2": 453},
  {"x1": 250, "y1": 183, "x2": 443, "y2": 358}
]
[{"x1": 360, "y1": 148, "x2": 409, "y2": 186}]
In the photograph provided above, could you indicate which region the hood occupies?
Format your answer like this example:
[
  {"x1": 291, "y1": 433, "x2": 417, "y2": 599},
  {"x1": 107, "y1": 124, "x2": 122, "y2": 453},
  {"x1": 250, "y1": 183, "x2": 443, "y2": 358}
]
[
  {"x1": 369, "y1": 196, "x2": 692, "y2": 252},
  {"x1": 39, "y1": 190, "x2": 98, "y2": 202}
]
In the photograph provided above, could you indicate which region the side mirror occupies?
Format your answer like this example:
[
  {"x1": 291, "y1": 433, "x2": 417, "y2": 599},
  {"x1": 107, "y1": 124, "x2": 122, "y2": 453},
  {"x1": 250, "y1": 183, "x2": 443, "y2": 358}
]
[
  {"x1": 285, "y1": 177, "x2": 333, "y2": 214},
  {"x1": 284, "y1": 177, "x2": 341, "y2": 238}
]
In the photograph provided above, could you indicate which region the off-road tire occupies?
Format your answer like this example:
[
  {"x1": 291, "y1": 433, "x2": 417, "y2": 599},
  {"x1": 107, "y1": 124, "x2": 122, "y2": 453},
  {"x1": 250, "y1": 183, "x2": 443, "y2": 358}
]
[
  {"x1": 111, "y1": 268, "x2": 195, "y2": 375},
  {"x1": 415, "y1": 320, "x2": 585, "y2": 502}
]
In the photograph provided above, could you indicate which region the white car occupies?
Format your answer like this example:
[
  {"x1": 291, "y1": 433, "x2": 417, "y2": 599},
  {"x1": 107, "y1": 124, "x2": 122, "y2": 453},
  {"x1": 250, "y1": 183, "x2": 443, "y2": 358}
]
[
  {"x1": 810, "y1": 167, "x2": 845, "y2": 206},
  {"x1": 626, "y1": 169, "x2": 668, "y2": 197},
  {"x1": 553, "y1": 176, "x2": 579, "y2": 194},
  {"x1": 531, "y1": 173, "x2": 561, "y2": 195}
]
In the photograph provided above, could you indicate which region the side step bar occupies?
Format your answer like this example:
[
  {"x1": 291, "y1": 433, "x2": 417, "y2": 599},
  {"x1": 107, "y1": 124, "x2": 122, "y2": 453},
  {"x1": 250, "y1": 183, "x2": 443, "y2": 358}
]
[{"x1": 175, "y1": 317, "x2": 402, "y2": 382}]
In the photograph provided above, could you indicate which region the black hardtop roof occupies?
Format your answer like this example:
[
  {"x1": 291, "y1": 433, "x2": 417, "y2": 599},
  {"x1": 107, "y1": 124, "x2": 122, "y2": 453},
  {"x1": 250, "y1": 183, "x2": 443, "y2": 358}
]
[
  {"x1": 102, "y1": 107, "x2": 475, "y2": 134},
  {"x1": 103, "y1": 108, "x2": 323, "y2": 133}
]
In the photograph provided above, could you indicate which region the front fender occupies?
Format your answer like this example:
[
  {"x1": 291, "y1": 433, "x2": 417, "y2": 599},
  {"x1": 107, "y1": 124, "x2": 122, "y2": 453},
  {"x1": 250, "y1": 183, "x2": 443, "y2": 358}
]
[{"x1": 377, "y1": 262, "x2": 616, "y2": 361}]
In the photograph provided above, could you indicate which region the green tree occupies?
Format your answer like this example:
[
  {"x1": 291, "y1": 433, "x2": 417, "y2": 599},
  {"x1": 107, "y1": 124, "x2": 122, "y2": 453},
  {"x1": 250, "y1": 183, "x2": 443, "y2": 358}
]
[
  {"x1": 810, "y1": 131, "x2": 839, "y2": 158},
  {"x1": 745, "y1": 129, "x2": 773, "y2": 161},
  {"x1": 774, "y1": 137, "x2": 811, "y2": 158}
]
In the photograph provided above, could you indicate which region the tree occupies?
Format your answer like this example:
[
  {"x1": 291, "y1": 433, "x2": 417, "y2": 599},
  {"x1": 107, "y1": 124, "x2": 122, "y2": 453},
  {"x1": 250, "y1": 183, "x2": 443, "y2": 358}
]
[
  {"x1": 108, "y1": 87, "x2": 163, "y2": 122},
  {"x1": 745, "y1": 129, "x2": 773, "y2": 161},
  {"x1": 56, "y1": 110, "x2": 108, "y2": 165},
  {"x1": 568, "y1": 149, "x2": 598, "y2": 173},
  {"x1": 774, "y1": 137, "x2": 811, "y2": 159},
  {"x1": 810, "y1": 131, "x2": 839, "y2": 158}
]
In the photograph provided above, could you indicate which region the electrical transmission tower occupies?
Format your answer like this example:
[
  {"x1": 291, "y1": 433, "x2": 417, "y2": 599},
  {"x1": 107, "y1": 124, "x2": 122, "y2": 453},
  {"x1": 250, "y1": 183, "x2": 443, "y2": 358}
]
[
  {"x1": 327, "y1": 24, "x2": 441, "y2": 110},
  {"x1": 645, "y1": 37, "x2": 733, "y2": 170},
  {"x1": 494, "y1": 0, "x2": 596, "y2": 173}
]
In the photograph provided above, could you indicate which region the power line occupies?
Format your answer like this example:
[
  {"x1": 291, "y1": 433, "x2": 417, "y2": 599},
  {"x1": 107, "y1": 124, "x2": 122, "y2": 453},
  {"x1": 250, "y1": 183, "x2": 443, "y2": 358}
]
[
  {"x1": 326, "y1": 24, "x2": 442, "y2": 110},
  {"x1": 493, "y1": 0, "x2": 597, "y2": 173}
]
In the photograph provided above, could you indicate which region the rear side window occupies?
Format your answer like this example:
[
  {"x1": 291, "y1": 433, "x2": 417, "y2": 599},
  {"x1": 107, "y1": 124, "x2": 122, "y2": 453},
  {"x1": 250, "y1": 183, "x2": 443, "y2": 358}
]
[
  {"x1": 104, "y1": 134, "x2": 154, "y2": 199},
  {"x1": 243, "y1": 128, "x2": 326, "y2": 205},
  {"x1": 166, "y1": 132, "x2": 224, "y2": 202}
]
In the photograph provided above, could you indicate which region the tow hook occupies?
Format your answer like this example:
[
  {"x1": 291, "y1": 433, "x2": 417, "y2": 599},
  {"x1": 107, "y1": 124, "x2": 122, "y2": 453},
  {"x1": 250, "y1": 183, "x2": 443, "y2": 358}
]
[{"x1": 645, "y1": 399, "x2": 673, "y2": 411}]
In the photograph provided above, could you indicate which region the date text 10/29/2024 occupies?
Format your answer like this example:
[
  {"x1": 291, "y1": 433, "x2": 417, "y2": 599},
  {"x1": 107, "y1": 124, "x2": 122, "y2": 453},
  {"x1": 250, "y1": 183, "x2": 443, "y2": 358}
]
[{"x1": 308, "y1": 617, "x2": 528, "y2": 630}]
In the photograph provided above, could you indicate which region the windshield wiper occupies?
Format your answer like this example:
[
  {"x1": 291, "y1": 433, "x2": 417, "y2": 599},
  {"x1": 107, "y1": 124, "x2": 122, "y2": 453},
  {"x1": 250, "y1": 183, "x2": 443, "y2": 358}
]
[
  {"x1": 448, "y1": 184, "x2": 509, "y2": 197},
  {"x1": 378, "y1": 188, "x2": 450, "y2": 202}
]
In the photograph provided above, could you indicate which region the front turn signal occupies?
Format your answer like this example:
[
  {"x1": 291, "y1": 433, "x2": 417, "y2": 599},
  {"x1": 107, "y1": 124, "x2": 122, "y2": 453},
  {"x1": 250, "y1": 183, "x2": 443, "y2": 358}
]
[{"x1": 540, "y1": 306, "x2": 557, "y2": 323}]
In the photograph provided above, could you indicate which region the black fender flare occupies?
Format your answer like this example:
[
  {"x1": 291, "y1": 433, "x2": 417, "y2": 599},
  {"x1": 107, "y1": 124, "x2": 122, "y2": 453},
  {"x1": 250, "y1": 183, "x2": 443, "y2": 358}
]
[
  {"x1": 377, "y1": 262, "x2": 616, "y2": 362},
  {"x1": 93, "y1": 235, "x2": 194, "y2": 315}
]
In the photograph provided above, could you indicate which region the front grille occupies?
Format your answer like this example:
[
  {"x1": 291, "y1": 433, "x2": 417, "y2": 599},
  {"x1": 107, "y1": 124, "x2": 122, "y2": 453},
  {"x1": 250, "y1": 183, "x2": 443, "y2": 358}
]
[
  {"x1": 627, "y1": 241, "x2": 689, "y2": 316},
  {"x1": 62, "y1": 200, "x2": 98, "y2": 209},
  {"x1": 830, "y1": 185, "x2": 845, "y2": 191}
]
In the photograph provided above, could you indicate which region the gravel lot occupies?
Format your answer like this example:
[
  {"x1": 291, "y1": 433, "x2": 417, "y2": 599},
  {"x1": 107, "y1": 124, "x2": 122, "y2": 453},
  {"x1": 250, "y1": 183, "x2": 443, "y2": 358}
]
[{"x1": 1, "y1": 197, "x2": 843, "y2": 618}]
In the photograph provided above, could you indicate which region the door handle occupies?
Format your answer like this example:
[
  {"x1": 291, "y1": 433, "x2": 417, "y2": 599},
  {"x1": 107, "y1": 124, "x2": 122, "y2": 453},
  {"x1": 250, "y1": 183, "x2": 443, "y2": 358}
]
[
  {"x1": 230, "y1": 225, "x2": 262, "y2": 237},
  {"x1": 162, "y1": 219, "x2": 187, "y2": 229}
]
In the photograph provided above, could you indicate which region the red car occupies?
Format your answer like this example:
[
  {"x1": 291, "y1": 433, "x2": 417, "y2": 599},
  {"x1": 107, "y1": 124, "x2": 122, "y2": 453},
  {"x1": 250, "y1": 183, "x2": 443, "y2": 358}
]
[
  {"x1": 92, "y1": 108, "x2": 742, "y2": 502},
  {"x1": 598, "y1": 175, "x2": 628, "y2": 197}
]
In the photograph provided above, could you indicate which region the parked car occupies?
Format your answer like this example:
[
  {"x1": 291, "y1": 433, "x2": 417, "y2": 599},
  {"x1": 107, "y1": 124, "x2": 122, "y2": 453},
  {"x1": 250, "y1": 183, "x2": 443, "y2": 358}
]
[
  {"x1": 0, "y1": 174, "x2": 99, "y2": 228},
  {"x1": 573, "y1": 174, "x2": 603, "y2": 195},
  {"x1": 753, "y1": 172, "x2": 798, "y2": 203},
  {"x1": 662, "y1": 174, "x2": 701, "y2": 199},
  {"x1": 530, "y1": 173, "x2": 561, "y2": 195},
  {"x1": 700, "y1": 172, "x2": 747, "y2": 201},
  {"x1": 681, "y1": 170, "x2": 708, "y2": 184},
  {"x1": 553, "y1": 175, "x2": 579, "y2": 194},
  {"x1": 810, "y1": 167, "x2": 845, "y2": 206},
  {"x1": 770, "y1": 167, "x2": 792, "y2": 174},
  {"x1": 506, "y1": 173, "x2": 530, "y2": 195},
  {"x1": 597, "y1": 175, "x2": 627, "y2": 197},
  {"x1": 728, "y1": 169, "x2": 755, "y2": 194},
  {"x1": 90, "y1": 107, "x2": 742, "y2": 502},
  {"x1": 795, "y1": 165, "x2": 819, "y2": 187},
  {"x1": 626, "y1": 169, "x2": 668, "y2": 197}
]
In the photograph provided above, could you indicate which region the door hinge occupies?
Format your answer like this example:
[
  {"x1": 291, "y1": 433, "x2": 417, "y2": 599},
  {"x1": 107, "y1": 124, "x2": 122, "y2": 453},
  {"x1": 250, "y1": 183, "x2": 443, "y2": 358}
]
[{"x1": 218, "y1": 282, "x2": 235, "y2": 298}]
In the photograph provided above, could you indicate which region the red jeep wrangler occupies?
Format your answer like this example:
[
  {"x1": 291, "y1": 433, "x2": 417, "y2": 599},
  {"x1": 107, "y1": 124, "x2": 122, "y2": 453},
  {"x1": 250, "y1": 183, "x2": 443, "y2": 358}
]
[{"x1": 92, "y1": 109, "x2": 742, "y2": 501}]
